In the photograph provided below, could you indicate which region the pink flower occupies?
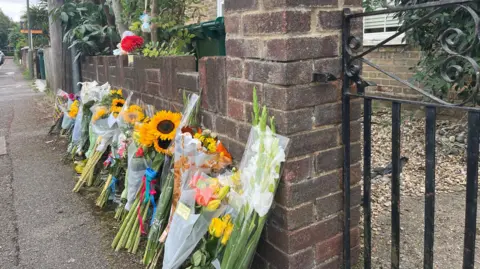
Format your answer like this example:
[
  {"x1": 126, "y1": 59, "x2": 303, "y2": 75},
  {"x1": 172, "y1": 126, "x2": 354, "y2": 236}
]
[
  {"x1": 195, "y1": 187, "x2": 214, "y2": 207},
  {"x1": 68, "y1": 93, "x2": 75, "y2": 101},
  {"x1": 189, "y1": 173, "x2": 203, "y2": 188}
]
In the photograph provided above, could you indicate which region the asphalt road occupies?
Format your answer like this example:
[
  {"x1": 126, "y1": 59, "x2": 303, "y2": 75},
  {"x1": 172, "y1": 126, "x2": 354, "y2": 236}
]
[{"x1": 0, "y1": 59, "x2": 142, "y2": 269}]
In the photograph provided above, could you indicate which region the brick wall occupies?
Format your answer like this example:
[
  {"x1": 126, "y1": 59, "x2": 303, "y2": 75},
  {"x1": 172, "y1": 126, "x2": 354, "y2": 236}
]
[
  {"x1": 224, "y1": 0, "x2": 362, "y2": 268},
  {"x1": 363, "y1": 45, "x2": 421, "y2": 100},
  {"x1": 81, "y1": 0, "x2": 364, "y2": 266}
]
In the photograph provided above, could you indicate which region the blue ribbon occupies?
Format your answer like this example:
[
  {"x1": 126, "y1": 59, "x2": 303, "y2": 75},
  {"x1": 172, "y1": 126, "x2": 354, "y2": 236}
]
[
  {"x1": 144, "y1": 168, "x2": 158, "y2": 204},
  {"x1": 150, "y1": 195, "x2": 157, "y2": 226},
  {"x1": 109, "y1": 176, "x2": 118, "y2": 198}
]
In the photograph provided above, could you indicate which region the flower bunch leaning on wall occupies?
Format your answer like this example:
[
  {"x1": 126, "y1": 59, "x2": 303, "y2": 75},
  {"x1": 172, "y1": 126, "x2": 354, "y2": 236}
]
[{"x1": 53, "y1": 82, "x2": 289, "y2": 269}]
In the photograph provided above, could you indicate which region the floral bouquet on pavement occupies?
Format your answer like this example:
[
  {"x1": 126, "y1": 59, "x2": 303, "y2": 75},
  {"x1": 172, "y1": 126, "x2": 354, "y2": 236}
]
[
  {"x1": 111, "y1": 108, "x2": 183, "y2": 254},
  {"x1": 220, "y1": 89, "x2": 289, "y2": 269},
  {"x1": 73, "y1": 89, "x2": 126, "y2": 192}
]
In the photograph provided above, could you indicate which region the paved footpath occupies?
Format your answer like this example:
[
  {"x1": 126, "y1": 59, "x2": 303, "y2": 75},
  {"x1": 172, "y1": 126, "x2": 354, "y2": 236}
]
[{"x1": 0, "y1": 59, "x2": 142, "y2": 269}]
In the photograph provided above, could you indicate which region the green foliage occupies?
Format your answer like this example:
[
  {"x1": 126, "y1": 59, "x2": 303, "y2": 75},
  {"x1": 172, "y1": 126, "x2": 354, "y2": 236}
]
[
  {"x1": 396, "y1": 0, "x2": 480, "y2": 102},
  {"x1": 51, "y1": 0, "x2": 120, "y2": 61},
  {"x1": 0, "y1": 8, "x2": 13, "y2": 49},
  {"x1": 21, "y1": 0, "x2": 49, "y2": 47},
  {"x1": 142, "y1": 28, "x2": 194, "y2": 57}
]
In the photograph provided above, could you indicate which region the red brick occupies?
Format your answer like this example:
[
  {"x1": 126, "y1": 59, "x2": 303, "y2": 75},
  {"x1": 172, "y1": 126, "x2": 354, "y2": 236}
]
[
  {"x1": 245, "y1": 60, "x2": 314, "y2": 86},
  {"x1": 225, "y1": 14, "x2": 241, "y2": 34},
  {"x1": 201, "y1": 111, "x2": 215, "y2": 130},
  {"x1": 317, "y1": 10, "x2": 342, "y2": 30},
  {"x1": 264, "y1": 0, "x2": 338, "y2": 8},
  {"x1": 177, "y1": 72, "x2": 199, "y2": 92},
  {"x1": 314, "y1": 100, "x2": 361, "y2": 126},
  {"x1": 227, "y1": 79, "x2": 263, "y2": 103},
  {"x1": 228, "y1": 98, "x2": 246, "y2": 121},
  {"x1": 276, "y1": 170, "x2": 340, "y2": 207},
  {"x1": 199, "y1": 57, "x2": 227, "y2": 115},
  {"x1": 237, "y1": 122, "x2": 252, "y2": 142},
  {"x1": 338, "y1": 120, "x2": 361, "y2": 143},
  {"x1": 251, "y1": 254, "x2": 269, "y2": 269},
  {"x1": 257, "y1": 241, "x2": 314, "y2": 269},
  {"x1": 224, "y1": 0, "x2": 258, "y2": 11},
  {"x1": 270, "y1": 202, "x2": 314, "y2": 231},
  {"x1": 314, "y1": 143, "x2": 361, "y2": 174},
  {"x1": 243, "y1": 11, "x2": 311, "y2": 36},
  {"x1": 266, "y1": 35, "x2": 339, "y2": 61},
  {"x1": 315, "y1": 185, "x2": 361, "y2": 220},
  {"x1": 268, "y1": 108, "x2": 314, "y2": 135},
  {"x1": 226, "y1": 38, "x2": 264, "y2": 59},
  {"x1": 226, "y1": 58, "x2": 243, "y2": 78},
  {"x1": 218, "y1": 135, "x2": 245, "y2": 161},
  {"x1": 315, "y1": 228, "x2": 360, "y2": 264},
  {"x1": 264, "y1": 84, "x2": 340, "y2": 111},
  {"x1": 146, "y1": 69, "x2": 160, "y2": 83},
  {"x1": 282, "y1": 155, "x2": 313, "y2": 183},
  {"x1": 287, "y1": 127, "x2": 339, "y2": 158},
  {"x1": 314, "y1": 57, "x2": 342, "y2": 79},
  {"x1": 215, "y1": 116, "x2": 238, "y2": 139},
  {"x1": 145, "y1": 82, "x2": 160, "y2": 96}
]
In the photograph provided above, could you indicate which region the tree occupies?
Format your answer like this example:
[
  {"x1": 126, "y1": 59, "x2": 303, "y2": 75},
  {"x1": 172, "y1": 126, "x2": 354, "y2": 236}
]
[
  {"x1": 21, "y1": 0, "x2": 50, "y2": 47},
  {"x1": 0, "y1": 9, "x2": 13, "y2": 49},
  {"x1": 396, "y1": 0, "x2": 480, "y2": 102}
]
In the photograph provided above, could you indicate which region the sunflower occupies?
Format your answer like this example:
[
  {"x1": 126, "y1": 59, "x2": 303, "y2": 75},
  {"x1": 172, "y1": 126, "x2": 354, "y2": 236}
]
[
  {"x1": 110, "y1": 89, "x2": 123, "y2": 96},
  {"x1": 136, "y1": 123, "x2": 156, "y2": 147},
  {"x1": 148, "y1": 110, "x2": 182, "y2": 141},
  {"x1": 93, "y1": 107, "x2": 108, "y2": 122},
  {"x1": 111, "y1": 98, "x2": 125, "y2": 113},
  {"x1": 153, "y1": 138, "x2": 172, "y2": 155},
  {"x1": 123, "y1": 105, "x2": 145, "y2": 124}
]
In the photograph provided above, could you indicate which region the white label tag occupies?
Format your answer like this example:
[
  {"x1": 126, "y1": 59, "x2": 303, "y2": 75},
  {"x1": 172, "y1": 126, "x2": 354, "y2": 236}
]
[{"x1": 175, "y1": 202, "x2": 191, "y2": 220}]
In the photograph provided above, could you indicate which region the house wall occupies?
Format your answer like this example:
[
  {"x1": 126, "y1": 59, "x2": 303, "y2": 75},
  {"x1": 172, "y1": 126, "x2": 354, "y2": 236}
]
[{"x1": 363, "y1": 45, "x2": 422, "y2": 100}]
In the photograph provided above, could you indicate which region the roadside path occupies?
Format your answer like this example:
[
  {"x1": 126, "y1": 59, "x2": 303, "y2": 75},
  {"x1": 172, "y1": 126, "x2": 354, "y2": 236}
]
[{"x1": 0, "y1": 59, "x2": 142, "y2": 269}]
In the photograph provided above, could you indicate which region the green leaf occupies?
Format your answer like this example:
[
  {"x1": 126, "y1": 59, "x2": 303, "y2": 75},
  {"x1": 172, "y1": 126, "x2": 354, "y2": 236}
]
[
  {"x1": 192, "y1": 250, "x2": 203, "y2": 266},
  {"x1": 60, "y1": 12, "x2": 68, "y2": 22}
]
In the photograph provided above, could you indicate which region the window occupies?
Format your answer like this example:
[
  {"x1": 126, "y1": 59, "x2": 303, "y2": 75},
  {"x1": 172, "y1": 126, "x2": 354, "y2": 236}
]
[
  {"x1": 363, "y1": 12, "x2": 405, "y2": 46},
  {"x1": 217, "y1": 0, "x2": 224, "y2": 17}
]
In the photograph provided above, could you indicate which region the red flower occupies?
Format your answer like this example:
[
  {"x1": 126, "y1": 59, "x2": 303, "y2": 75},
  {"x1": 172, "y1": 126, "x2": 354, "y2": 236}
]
[
  {"x1": 135, "y1": 147, "x2": 144, "y2": 157},
  {"x1": 121, "y1": 35, "x2": 144, "y2": 53},
  {"x1": 68, "y1": 93, "x2": 75, "y2": 101}
]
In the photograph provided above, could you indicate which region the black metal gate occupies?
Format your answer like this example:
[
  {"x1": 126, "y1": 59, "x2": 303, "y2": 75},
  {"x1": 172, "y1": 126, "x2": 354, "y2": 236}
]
[{"x1": 338, "y1": 0, "x2": 480, "y2": 268}]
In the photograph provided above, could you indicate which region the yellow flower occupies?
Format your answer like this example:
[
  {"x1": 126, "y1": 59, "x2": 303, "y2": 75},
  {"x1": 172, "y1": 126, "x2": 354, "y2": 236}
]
[
  {"x1": 209, "y1": 217, "x2": 227, "y2": 238},
  {"x1": 222, "y1": 214, "x2": 231, "y2": 223},
  {"x1": 123, "y1": 105, "x2": 145, "y2": 124},
  {"x1": 194, "y1": 133, "x2": 202, "y2": 140},
  {"x1": 216, "y1": 186, "x2": 230, "y2": 200},
  {"x1": 93, "y1": 107, "x2": 108, "y2": 122},
  {"x1": 221, "y1": 222, "x2": 234, "y2": 245},
  {"x1": 111, "y1": 98, "x2": 125, "y2": 113},
  {"x1": 68, "y1": 100, "x2": 79, "y2": 118},
  {"x1": 206, "y1": 199, "x2": 221, "y2": 211},
  {"x1": 137, "y1": 123, "x2": 156, "y2": 147},
  {"x1": 207, "y1": 142, "x2": 217, "y2": 153},
  {"x1": 149, "y1": 110, "x2": 182, "y2": 141},
  {"x1": 110, "y1": 89, "x2": 123, "y2": 96},
  {"x1": 153, "y1": 138, "x2": 172, "y2": 155}
]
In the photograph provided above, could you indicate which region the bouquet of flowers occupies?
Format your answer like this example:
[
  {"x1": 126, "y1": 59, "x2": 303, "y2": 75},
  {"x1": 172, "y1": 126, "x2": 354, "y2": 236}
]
[
  {"x1": 73, "y1": 89, "x2": 126, "y2": 192},
  {"x1": 143, "y1": 93, "x2": 202, "y2": 268},
  {"x1": 111, "y1": 108, "x2": 183, "y2": 254},
  {"x1": 220, "y1": 89, "x2": 289, "y2": 269},
  {"x1": 162, "y1": 171, "x2": 231, "y2": 269}
]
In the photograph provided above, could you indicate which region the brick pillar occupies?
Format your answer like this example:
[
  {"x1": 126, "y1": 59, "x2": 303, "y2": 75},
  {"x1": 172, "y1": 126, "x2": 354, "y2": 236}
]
[{"x1": 224, "y1": 0, "x2": 362, "y2": 268}]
